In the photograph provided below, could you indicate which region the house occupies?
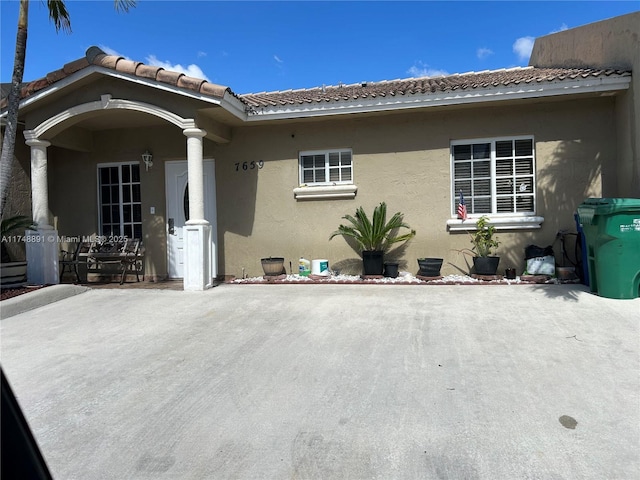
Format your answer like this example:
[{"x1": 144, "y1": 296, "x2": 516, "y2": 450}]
[{"x1": 1, "y1": 12, "x2": 638, "y2": 290}]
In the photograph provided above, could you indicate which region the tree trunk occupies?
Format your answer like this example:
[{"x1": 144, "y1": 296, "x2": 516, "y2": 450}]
[{"x1": 0, "y1": 0, "x2": 29, "y2": 220}]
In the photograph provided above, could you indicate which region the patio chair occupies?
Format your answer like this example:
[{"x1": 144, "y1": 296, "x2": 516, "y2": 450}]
[
  {"x1": 119, "y1": 238, "x2": 142, "y2": 285},
  {"x1": 59, "y1": 241, "x2": 93, "y2": 283}
]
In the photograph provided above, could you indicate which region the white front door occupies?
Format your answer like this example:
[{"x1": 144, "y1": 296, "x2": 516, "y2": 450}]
[{"x1": 165, "y1": 160, "x2": 217, "y2": 279}]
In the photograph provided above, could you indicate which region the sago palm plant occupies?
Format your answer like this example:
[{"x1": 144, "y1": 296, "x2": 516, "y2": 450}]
[
  {"x1": 329, "y1": 202, "x2": 415, "y2": 253},
  {"x1": 1, "y1": 215, "x2": 36, "y2": 263}
]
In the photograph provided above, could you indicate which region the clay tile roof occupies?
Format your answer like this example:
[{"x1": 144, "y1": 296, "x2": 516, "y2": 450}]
[
  {"x1": 136, "y1": 64, "x2": 163, "y2": 80},
  {"x1": 94, "y1": 52, "x2": 122, "y2": 70},
  {"x1": 116, "y1": 59, "x2": 142, "y2": 76},
  {"x1": 1, "y1": 46, "x2": 234, "y2": 108},
  {"x1": 177, "y1": 75, "x2": 207, "y2": 92},
  {"x1": 62, "y1": 57, "x2": 90, "y2": 75},
  {"x1": 156, "y1": 69, "x2": 184, "y2": 86},
  {"x1": 200, "y1": 83, "x2": 229, "y2": 98},
  {"x1": 238, "y1": 67, "x2": 631, "y2": 108},
  {"x1": 45, "y1": 69, "x2": 67, "y2": 84},
  {"x1": 0, "y1": 46, "x2": 631, "y2": 114}
]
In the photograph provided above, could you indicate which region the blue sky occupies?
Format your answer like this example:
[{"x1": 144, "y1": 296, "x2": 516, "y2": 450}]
[{"x1": 1, "y1": 1, "x2": 638, "y2": 94}]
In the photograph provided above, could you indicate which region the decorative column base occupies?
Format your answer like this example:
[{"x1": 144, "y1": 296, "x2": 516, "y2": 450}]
[
  {"x1": 25, "y1": 229, "x2": 59, "y2": 285},
  {"x1": 183, "y1": 222, "x2": 212, "y2": 291}
]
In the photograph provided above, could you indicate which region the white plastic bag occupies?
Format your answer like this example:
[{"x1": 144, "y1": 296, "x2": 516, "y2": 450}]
[{"x1": 525, "y1": 255, "x2": 556, "y2": 275}]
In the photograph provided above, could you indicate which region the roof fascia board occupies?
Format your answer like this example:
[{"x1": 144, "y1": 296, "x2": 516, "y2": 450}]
[
  {"x1": 218, "y1": 94, "x2": 248, "y2": 121},
  {"x1": 245, "y1": 75, "x2": 631, "y2": 121}
]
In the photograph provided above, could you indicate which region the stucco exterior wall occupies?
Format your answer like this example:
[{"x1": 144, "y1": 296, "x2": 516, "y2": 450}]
[
  {"x1": 44, "y1": 94, "x2": 616, "y2": 280},
  {"x1": 210, "y1": 97, "x2": 615, "y2": 278},
  {"x1": 529, "y1": 11, "x2": 639, "y2": 197},
  {"x1": 2, "y1": 134, "x2": 32, "y2": 261}
]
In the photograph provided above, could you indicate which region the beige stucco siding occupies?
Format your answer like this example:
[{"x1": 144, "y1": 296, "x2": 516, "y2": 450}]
[
  {"x1": 2, "y1": 138, "x2": 32, "y2": 261},
  {"x1": 530, "y1": 11, "x2": 639, "y2": 197},
  {"x1": 43, "y1": 92, "x2": 616, "y2": 280},
  {"x1": 212, "y1": 97, "x2": 615, "y2": 278}
]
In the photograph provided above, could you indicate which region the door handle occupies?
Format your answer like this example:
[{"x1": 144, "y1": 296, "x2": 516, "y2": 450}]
[{"x1": 168, "y1": 218, "x2": 175, "y2": 235}]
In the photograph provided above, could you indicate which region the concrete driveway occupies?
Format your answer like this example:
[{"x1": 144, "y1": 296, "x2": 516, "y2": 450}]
[{"x1": 1, "y1": 283, "x2": 638, "y2": 479}]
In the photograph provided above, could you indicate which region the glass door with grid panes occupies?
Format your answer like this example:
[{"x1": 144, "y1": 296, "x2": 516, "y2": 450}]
[{"x1": 97, "y1": 163, "x2": 142, "y2": 239}]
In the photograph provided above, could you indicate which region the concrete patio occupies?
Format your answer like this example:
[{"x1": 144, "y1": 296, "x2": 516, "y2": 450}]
[{"x1": 1, "y1": 283, "x2": 638, "y2": 479}]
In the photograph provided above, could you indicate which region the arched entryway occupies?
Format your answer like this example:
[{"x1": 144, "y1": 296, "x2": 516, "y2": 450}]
[{"x1": 22, "y1": 95, "x2": 216, "y2": 290}]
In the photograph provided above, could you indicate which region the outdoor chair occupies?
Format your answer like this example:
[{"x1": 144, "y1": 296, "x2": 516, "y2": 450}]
[
  {"x1": 59, "y1": 241, "x2": 93, "y2": 283},
  {"x1": 118, "y1": 238, "x2": 143, "y2": 285}
]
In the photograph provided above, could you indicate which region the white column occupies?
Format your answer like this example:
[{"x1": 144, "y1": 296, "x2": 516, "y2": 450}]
[
  {"x1": 185, "y1": 128, "x2": 207, "y2": 222},
  {"x1": 26, "y1": 138, "x2": 53, "y2": 229},
  {"x1": 24, "y1": 137, "x2": 59, "y2": 285},
  {"x1": 182, "y1": 128, "x2": 212, "y2": 291}
]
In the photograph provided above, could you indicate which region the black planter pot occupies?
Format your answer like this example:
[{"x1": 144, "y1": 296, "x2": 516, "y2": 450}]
[
  {"x1": 417, "y1": 258, "x2": 443, "y2": 277},
  {"x1": 384, "y1": 262, "x2": 399, "y2": 278},
  {"x1": 362, "y1": 250, "x2": 384, "y2": 275},
  {"x1": 473, "y1": 256, "x2": 500, "y2": 275}
]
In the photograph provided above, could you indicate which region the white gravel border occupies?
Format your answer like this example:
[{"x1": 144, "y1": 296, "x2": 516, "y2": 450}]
[{"x1": 230, "y1": 272, "x2": 558, "y2": 285}]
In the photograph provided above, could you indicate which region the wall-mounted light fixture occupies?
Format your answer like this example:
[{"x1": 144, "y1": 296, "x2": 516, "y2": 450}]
[{"x1": 141, "y1": 150, "x2": 153, "y2": 171}]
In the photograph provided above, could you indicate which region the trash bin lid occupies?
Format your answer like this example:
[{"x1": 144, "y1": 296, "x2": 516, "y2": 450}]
[{"x1": 578, "y1": 198, "x2": 640, "y2": 215}]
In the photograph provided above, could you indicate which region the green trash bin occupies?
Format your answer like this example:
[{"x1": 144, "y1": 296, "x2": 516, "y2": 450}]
[{"x1": 577, "y1": 198, "x2": 640, "y2": 299}]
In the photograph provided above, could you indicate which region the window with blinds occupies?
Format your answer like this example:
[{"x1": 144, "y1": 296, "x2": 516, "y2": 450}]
[
  {"x1": 97, "y1": 163, "x2": 142, "y2": 239},
  {"x1": 300, "y1": 149, "x2": 353, "y2": 185},
  {"x1": 452, "y1": 137, "x2": 535, "y2": 216}
]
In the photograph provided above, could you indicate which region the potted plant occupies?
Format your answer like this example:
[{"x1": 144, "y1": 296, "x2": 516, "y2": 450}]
[
  {"x1": 469, "y1": 215, "x2": 500, "y2": 275},
  {"x1": 417, "y1": 257, "x2": 443, "y2": 277},
  {"x1": 1, "y1": 215, "x2": 36, "y2": 288},
  {"x1": 329, "y1": 202, "x2": 415, "y2": 276},
  {"x1": 260, "y1": 257, "x2": 285, "y2": 276},
  {"x1": 383, "y1": 261, "x2": 399, "y2": 278}
]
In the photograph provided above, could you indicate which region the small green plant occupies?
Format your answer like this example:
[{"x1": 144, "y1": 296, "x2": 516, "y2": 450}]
[
  {"x1": 329, "y1": 202, "x2": 415, "y2": 253},
  {"x1": 469, "y1": 215, "x2": 499, "y2": 257},
  {"x1": 1, "y1": 215, "x2": 36, "y2": 238},
  {"x1": 1, "y1": 215, "x2": 36, "y2": 263}
]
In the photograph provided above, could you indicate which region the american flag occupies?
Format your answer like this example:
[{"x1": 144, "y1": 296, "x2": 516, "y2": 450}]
[{"x1": 457, "y1": 191, "x2": 468, "y2": 220}]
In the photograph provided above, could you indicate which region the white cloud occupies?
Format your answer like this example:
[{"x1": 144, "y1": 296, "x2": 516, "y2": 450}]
[
  {"x1": 98, "y1": 45, "x2": 129, "y2": 60},
  {"x1": 96, "y1": 46, "x2": 210, "y2": 81},
  {"x1": 197, "y1": 51, "x2": 207, "y2": 58},
  {"x1": 550, "y1": 23, "x2": 569, "y2": 34},
  {"x1": 477, "y1": 47, "x2": 494, "y2": 60},
  {"x1": 146, "y1": 54, "x2": 210, "y2": 81},
  {"x1": 512, "y1": 36, "x2": 535, "y2": 62},
  {"x1": 407, "y1": 61, "x2": 448, "y2": 78},
  {"x1": 274, "y1": 55, "x2": 283, "y2": 64},
  {"x1": 511, "y1": 24, "x2": 569, "y2": 64}
]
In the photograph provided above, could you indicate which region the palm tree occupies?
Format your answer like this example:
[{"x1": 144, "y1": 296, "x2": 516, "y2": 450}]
[{"x1": 0, "y1": 0, "x2": 136, "y2": 221}]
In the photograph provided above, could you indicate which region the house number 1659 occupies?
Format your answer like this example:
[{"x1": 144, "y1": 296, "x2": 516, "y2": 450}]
[{"x1": 235, "y1": 160, "x2": 264, "y2": 172}]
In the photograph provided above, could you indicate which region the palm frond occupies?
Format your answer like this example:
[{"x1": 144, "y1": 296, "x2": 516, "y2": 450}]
[
  {"x1": 1, "y1": 215, "x2": 36, "y2": 237},
  {"x1": 330, "y1": 202, "x2": 415, "y2": 253},
  {"x1": 46, "y1": 0, "x2": 72, "y2": 33},
  {"x1": 114, "y1": 0, "x2": 137, "y2": 13}
]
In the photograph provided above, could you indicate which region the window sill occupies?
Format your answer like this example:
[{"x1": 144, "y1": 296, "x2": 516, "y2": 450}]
[
  {"x1": 447, "y1": 216, "x2": 544, "y2": 231},
  {"x1": 294, "y1": 184, "x2": 358, "y2": 200}
]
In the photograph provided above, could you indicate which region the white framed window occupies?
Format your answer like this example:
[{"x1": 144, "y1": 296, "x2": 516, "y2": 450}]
[
  {"x1": 299, "y1": 149, "x2": 353, "y2": 186},
  {"x1": 294, "y1": 149, "x2": 357, "y2": 200},
  {"x1": 448, "y1": 136, "x2": 543, "y2": 230},
  {"x1": 97, "y1": 162, "x2": 142, "y2": 238}
]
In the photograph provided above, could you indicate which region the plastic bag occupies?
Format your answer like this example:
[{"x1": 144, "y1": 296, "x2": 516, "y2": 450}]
[
  {"x1": 524, "y1": 244, "x2": 554, "y2": 260},
  {"x1": 524, "y1": 245, "x2": 556, "y2": 275}
]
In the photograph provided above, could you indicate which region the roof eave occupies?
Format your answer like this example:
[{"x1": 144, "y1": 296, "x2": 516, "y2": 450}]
[
  {"x1": 3, "y1": 65, "x2": 242, "y2": 116},
  {"x1": 244, "y1": 75, "x2": 631, "y2": 121}
]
